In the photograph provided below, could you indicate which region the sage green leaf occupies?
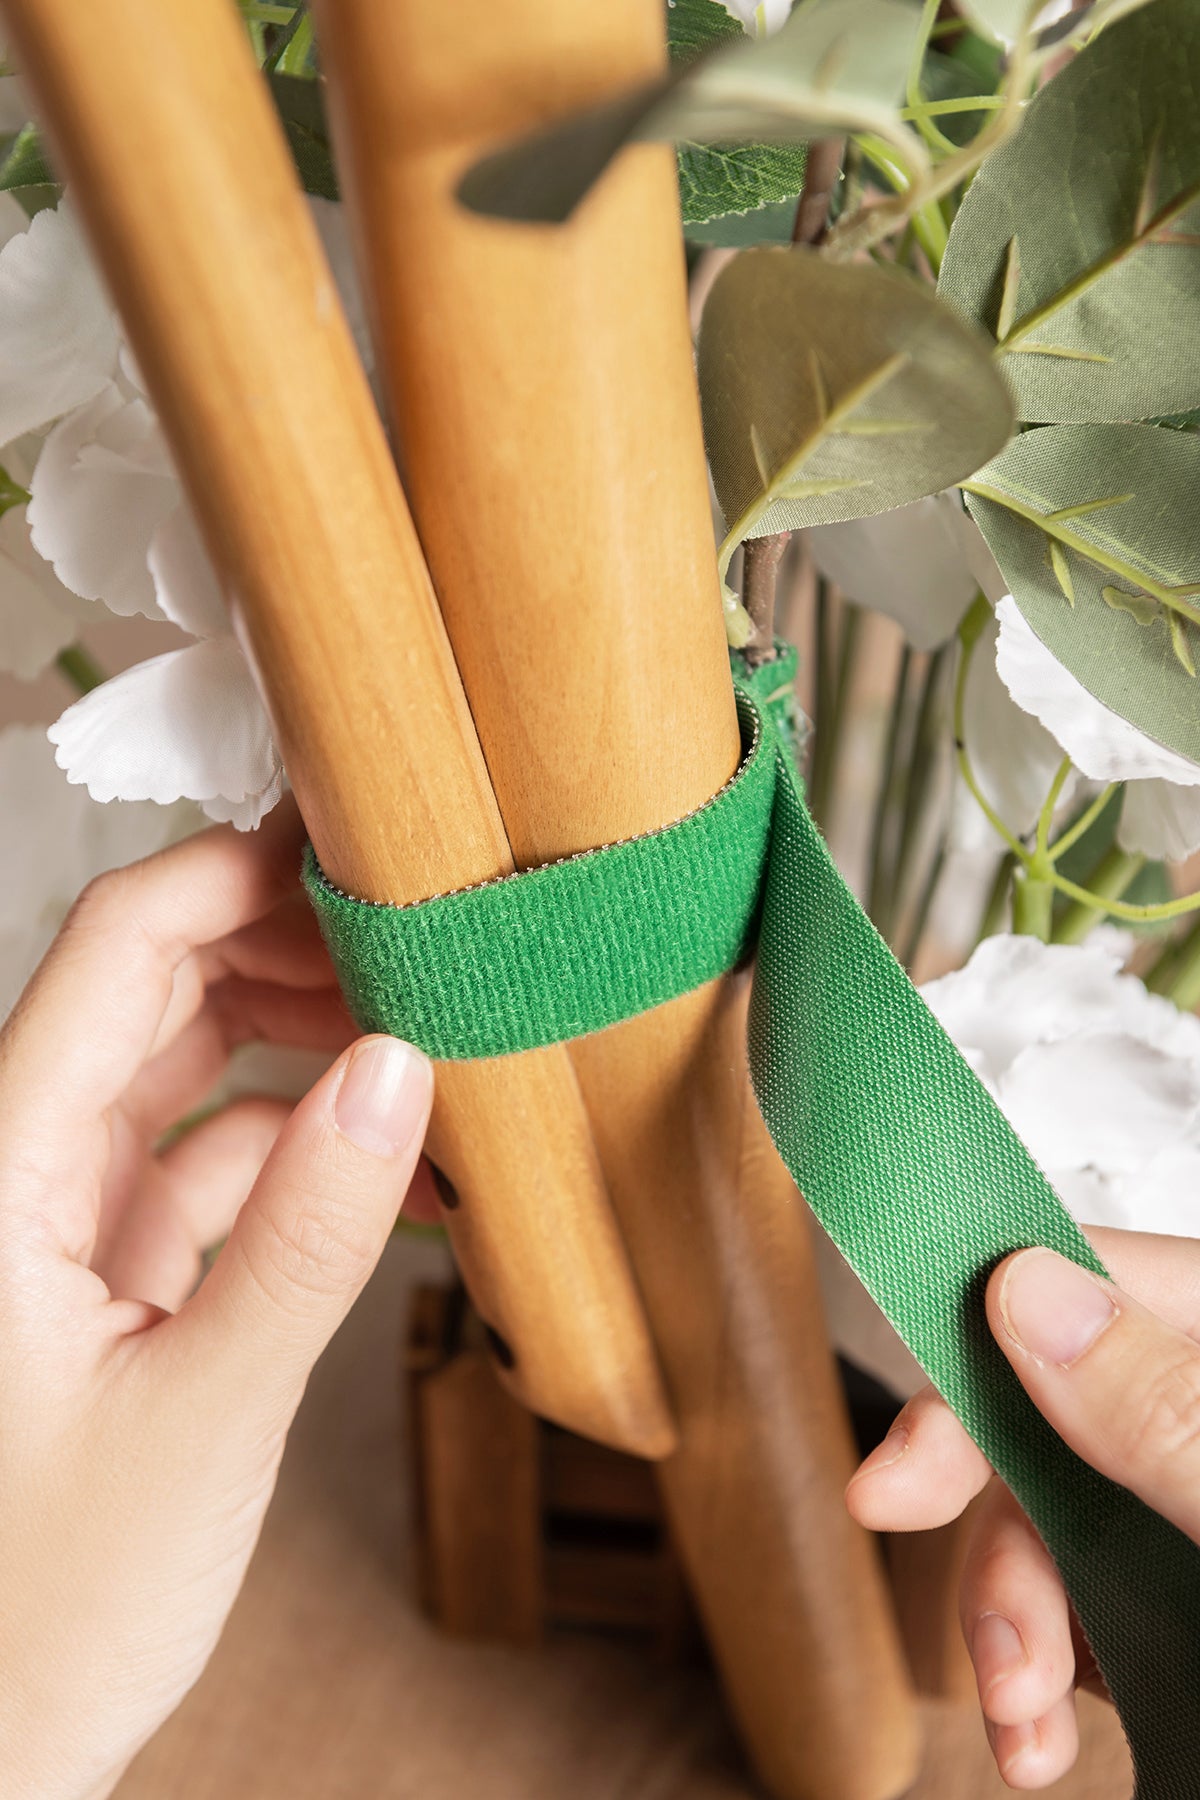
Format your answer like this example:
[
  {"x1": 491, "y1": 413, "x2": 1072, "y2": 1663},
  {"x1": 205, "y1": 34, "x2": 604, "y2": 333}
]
[
  {"x1": 0, "y1": 124, "x2": 55, "y2": 194},
  {"x1": 666, "y1": 0, "x2": 743, "y2": 58},
  {"x1": 964, "y1": 423, "x2": 1200, "y2": 763},
  {"x1": 939, "y1": 0, "x2": 1200, "y2": 424},
  {"x1": 458, "y1": 0, "x2": 926, "y2": 224},
  {"x1": 678, "y1": 139, "x2": 806, "y2": 225},
  {"x1": 698, "y1": 247, "x2": 1014, "y2": 572}
]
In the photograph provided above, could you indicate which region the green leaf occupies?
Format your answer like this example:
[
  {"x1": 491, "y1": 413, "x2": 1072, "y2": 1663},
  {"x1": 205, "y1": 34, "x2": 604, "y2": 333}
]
[
  {"x1": 0, "y1": 123, "x2": 56, "y2": 194},
  {"x1": 268, "y1": 71, "x2": 337, "y2": 200},
  {"x1": 698, "y1": 246, "x2": 1015, "y2": 570},
  {"x1": 686, "y1": 194, "x2": 798, "y2": 245},
  {"x1": 666, "y1": 0, "x2": 743, "y2": 58},
  {"x1": 918, "y1": 48, "x2": 994, "y2": 148},
  {"x1": 939, "y1": 0, "x2": 1200, "y2": 424},
  {"x1": 964, "y1": 423, "x2": 1200, "y2": 763},
  {"x1": 1050, "y1": 786, "x2": 1171, "y2": 925},
  {"x1": 458, "y1": 0, "x2": 926, "y2": 224},
  {"x1": 677, "y1": 138, "x2": 806, "y2": 225}
]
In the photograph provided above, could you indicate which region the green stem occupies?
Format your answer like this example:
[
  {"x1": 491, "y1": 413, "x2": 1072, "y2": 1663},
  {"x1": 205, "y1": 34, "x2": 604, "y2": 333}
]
[
  {"x1": 1035, "y1": 756, "x2": 1072, "y2": 859},
  {"x1": 1051, "y1": 848, "x2": 1146, "y2": 942},
  {"x1": 1146, "y1": 917, "x2": 1200, "y2": 1009},
  {"x1": 905, "y1": 0, "x2": 957, "y2": 157},
  {"x1": 976, "y1": 851, "x2": 1018, "y2": 943},
  {"x1": 899, "y1": 96, "x2": 1004, "y2": 121},
  {"x1": 1012, "y1": 870, "x2": 1054, "y2": 941},
  {"x1": 56, "y1": 644, "x2": 106, "y2": 695},
  {"x1": 1047, "y1": 782, "x2": 1119, "y2": 863}
]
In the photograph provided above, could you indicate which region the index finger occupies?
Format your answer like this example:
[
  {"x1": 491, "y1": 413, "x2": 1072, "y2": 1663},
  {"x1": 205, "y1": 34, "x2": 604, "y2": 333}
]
[{"x1": 0, "y1": 801, "x2": 307, "y2": 1228}]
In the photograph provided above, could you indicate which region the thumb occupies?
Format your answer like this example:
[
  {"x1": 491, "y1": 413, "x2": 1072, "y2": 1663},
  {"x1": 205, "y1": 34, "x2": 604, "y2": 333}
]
[
  {"x1": 171, "y1": 1034, "x2": 433, "y2": 1418},
  {"x1": 987, "y1": 1246, "x2": 1200, "y2": 1544}
]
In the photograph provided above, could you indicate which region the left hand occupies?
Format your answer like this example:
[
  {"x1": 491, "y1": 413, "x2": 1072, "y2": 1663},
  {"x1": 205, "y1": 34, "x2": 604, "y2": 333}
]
[
  {"x1": 846, "y1": 1228, "x2": 1200, "y2": 1789},
  {"x1": 0, "y1": 803, "x2": 436, "y2": 1799}
]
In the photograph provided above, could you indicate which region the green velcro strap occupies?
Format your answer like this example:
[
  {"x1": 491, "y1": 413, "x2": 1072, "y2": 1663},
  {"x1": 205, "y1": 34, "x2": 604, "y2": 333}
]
[
  {"x1": 304, "y1": 641, "x2": 1200, "y2": 1798},
  {"x1": 303, "y1": 686, "x2": 776, "y2": 1060}
]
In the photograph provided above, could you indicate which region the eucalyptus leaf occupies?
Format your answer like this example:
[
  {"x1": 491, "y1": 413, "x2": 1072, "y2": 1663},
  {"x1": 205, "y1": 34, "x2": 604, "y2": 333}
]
[
  {"x1": 687, "y1": 194, "x2": 798, "y2": 245},
  {"x1": 458, "y1": 0, "x2": 926, "y2": 224},
  {"x1": 0, "y1": 123, "x2": 55, "y2": 194},
  {"x1": 964, "y1": 423, "x2": 1200, "y2": 763},
  {"x1": 698, "y1": 247, "x2": 1014, "y2": 570},
  {"x1": 939, "y1": 0, "x2": 1200, "y2": 423}
]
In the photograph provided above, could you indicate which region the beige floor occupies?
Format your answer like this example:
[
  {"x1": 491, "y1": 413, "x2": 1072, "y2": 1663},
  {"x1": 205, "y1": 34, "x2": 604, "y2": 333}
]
[{"x1": 113, "y1": 1237, "x2": 1132, "y2": 1800}]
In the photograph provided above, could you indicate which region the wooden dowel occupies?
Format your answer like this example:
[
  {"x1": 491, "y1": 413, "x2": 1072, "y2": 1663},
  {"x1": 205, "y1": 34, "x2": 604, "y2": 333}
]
[
  {"x1": 313, "y1": 4, "x2": 920, "y2": 1796},
  {"x1": 4, "y1": 0, "x2": 676, "y2": 1461}
]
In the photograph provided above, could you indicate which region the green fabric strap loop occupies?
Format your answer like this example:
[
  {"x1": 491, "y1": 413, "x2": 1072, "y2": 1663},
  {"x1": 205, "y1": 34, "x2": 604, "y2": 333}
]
[{"x1": 304, "y1": 644, "x2": 1200, "y2": 1798}]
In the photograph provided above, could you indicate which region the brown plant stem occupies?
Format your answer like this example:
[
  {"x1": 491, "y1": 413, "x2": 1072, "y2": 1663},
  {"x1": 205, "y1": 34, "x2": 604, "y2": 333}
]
[
  {"x1": 792, "y1": 136, "x2": 846, "y2": 247},
  {"x1": 741, "y1": 531, "x2": 790, "y2": 667}
]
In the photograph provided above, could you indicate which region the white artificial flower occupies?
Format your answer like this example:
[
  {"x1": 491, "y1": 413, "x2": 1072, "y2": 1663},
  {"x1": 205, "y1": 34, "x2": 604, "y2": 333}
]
[
  {"x1": 823, "y1": 933, "x2": 1200, "y2": 1395},
  {"x1": 717, "y1": 0, "x2": 793, "y2": 33},
  {"x1": 953, "y1": 612, "x2": 1070, "y2": 852},
  {"x1": 808, "y1": 495, "x2": 975, "y2": 652},
  {"x1": 995, "y1": 596, "x2": 1200, "y2": 861},
  {"x1": 0, "y1": 194, "x2": 369, "y2": 826},
  {"x1": 0, "y1": 724, "x2": 191, "y2": 1017},
  {"x1": 0, "y1": 200, "x2": 119, "y2": 445},
  {"x1": 809, "y1": 493, "x2": 1005, "y2": 651}
]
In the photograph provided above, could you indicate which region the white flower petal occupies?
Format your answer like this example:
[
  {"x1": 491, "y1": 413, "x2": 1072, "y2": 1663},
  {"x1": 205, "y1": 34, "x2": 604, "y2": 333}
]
[
  {"x1": 0, "y1": 201, "x2": 119, "y2": 443},
  {"x1": 48, "y1": 637, "x2": 281, "y2": 818},
  {"x1": 1117, "y1": 779, "x2": 1200, "y2": 861},
  {"x1": 947, "y1": 503, "x2": 1008, "y2": 605},
  {"x1": 28, "y1": 383, "x2": 173, "y2": 618},
  {"x1": 954, "y1": 615, "x2": 1068, "y2": 848},
  {"x1": 999, "y1": 1032, "x2": 1200, "y2": 1176},
  {"x1": 717, "y1": 0, "x2": 793, "y2": 31},
  {"x1": 996, "y1": 595, "x2": 1200, "y2": 788},
  {"x1": 0, "y1": 501, "x2": 101, "y2": 677},
  {"x1": 198, "y1": 762, "x2": 284, "y2": 831},
  {"x1": 148, "y1": 500, "x2": 228, "y2": 639},
  {"x1": 808, "y1": 494, "x2": 978, "y2": 650}
]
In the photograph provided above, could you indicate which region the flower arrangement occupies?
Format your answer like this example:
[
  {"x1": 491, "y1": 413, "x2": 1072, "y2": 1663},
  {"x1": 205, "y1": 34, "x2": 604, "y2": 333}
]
[{"x1": 3, "y1": 0, "x2": 1200, "y2": 1380}]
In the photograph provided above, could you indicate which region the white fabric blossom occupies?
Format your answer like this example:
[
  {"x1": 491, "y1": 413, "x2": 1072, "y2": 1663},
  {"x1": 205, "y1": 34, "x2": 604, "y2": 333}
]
[
  {"x1": 822, "y1": 934, "x2": 1200, "y2": 1395},
  {"x1": 0, "y1": 194, "x2": 367, "y2": 826},
  {"x1": 995, "y1": 597, "x2": 1200, "y2": 861}
]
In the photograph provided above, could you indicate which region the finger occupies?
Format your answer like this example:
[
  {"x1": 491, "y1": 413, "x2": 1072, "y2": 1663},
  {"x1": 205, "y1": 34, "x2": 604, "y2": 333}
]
[
  {"x1": 162, "y1": 1036, "x2": 433, "y2": 1420},
  {"x1": 960, "y1": 1482, "x2": 1076, "y2": 1730},
  {"x1": 988, "y1": 1247, "x2": 1200, "y2": 1543},
  {"x1": 986, "y1": 1692, "x2": 1079, "y2": 1791},
  {"x1": 97, "y1": 1098, "x2": 294, "y2": 1311},
  {"x1": 846, "y1": 1383, "x2": 992, "y2": 1531},
  {"x1": 118, "y1": 978, "x2": 354, "y2": 1144},
  {"x1": 1085, "y1": 1227, "x2": 1200, "y2": 1341},
  {"x1": 0, "y1": 804, "x2": 306, "y2": 1218}
]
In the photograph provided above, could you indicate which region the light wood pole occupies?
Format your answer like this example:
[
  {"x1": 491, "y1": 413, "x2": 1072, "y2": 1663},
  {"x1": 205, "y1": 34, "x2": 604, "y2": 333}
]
[
  {"x1": 311, "y1": 6, "x2": 920, "y2": 1797},
  {"x1": 2, "y1": 0, "x2": 677, "y2": 1463}
]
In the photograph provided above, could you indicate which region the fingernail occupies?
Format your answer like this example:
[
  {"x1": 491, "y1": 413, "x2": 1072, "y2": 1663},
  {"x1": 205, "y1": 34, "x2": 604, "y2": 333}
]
[
  {"x1": 1000, "y1": 1717, "x2": 1040, "y2": 1775},
  {"x1": 849, "y1": 1420, "x2": 909, "y2": 1484},
  {"x1": 973, "y1": 1612, "x2": 1026, "y2": 1699},
  {"x1": 335, "y1": 1037, "x2": 432, "y2": 1158},
  {"x1": 998, "y1": 1248, "x2": 1118, "y2": 1368}
]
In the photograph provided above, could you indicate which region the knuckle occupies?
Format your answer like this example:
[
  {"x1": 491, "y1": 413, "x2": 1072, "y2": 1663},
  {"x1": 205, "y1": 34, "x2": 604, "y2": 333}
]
[
  {"x1": 64, "y1": 866, "x2": 140, "y2": 943},
  {"x1": 1120, "y1": 1351, "x2": 1200, "y2": 1473},
  {"x1": 256, "y1": 1189, "x2": 377, "y2": 1304}
]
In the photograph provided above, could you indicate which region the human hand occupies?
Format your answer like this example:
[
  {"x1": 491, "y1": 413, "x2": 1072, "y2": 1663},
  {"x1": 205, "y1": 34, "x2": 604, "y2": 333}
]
[
  {"x1": 847, "y1": 1228, "x2": 1200, "y2": 1788},
  {"x1": 0, "y1": 805, "x2": 434, "y2": 1800}
]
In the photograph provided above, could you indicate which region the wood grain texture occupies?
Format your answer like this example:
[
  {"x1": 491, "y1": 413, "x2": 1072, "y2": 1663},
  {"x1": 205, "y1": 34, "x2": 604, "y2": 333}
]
[
  {"x1": 113, "y1": 1237, "x2": 1135, "y2": 1800},
  {"x1": 310, "y1": 5, "x2": 918, "y2": 1795},
  {"x1": 2, "y1": 0, "x2": 675, "y2": 1460}
]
